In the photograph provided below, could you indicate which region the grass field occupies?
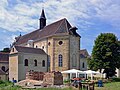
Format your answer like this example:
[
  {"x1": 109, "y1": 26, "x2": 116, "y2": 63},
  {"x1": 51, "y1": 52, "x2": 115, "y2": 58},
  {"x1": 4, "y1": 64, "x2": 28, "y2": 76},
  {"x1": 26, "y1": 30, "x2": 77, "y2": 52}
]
[
  {"x1": 95, "y1": 82, "x2": 120, "y2": 90},
  {"x1": 0, "y1": 81, "x2": 120, "y2": 90}
]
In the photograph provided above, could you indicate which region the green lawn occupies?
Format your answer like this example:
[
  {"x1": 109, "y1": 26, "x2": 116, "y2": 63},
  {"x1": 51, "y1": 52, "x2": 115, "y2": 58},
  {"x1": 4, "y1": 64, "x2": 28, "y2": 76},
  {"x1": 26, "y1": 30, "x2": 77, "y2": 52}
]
[
  {"x1": 0, "y1": 81, "x2": 120, "y2": 90},
  {"x1": 95, "y1": 82, "x2": 120, "y2": 90}
]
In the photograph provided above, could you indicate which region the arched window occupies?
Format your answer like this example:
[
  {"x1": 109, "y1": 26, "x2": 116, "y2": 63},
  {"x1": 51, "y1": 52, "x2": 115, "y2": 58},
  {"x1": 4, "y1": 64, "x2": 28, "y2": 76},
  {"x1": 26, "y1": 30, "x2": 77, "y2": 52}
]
[
  {"x1": 1, "y1": 66, "x2": 5, "y2": 72},
  {"x1": 24, "y1": 59, "x2": 28, "y2": 66},
  {"x1": 82, "y1": 62, "x2": 85, "y2": 68},
  {"x1": 58, "y1": 54, "x2": 63, "y2": 67},
  {"x1": 42, "y1": 60, "x2": 45, "y2": 67},
  {"x1": 34, "y1": 60, "x2": 37, "y2": 66}
]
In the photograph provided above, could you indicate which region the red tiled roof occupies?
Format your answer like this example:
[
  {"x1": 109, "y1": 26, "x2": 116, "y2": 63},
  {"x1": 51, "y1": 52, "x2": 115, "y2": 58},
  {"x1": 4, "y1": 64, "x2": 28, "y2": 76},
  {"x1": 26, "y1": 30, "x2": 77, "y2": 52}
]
[
  {"x1": 0, "y1": 52, "x2": 9, "y2": 62},
  {"x1": 14, "y1": 46, "x2": 47, "y2": 55},
  {"x1": 15, "y1": 18, "x2": 72, "y2": 45}
]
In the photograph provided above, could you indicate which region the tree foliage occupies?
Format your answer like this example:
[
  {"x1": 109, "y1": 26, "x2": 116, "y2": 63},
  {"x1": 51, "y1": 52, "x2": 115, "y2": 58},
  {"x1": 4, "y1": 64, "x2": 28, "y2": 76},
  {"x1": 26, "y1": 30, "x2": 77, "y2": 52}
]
[
  {"x1": 0, "y1": 48, "x2": 10, "y2": 53},
  {"x1": 89, "y1": 33, "x2": 120, "y2": 78}
]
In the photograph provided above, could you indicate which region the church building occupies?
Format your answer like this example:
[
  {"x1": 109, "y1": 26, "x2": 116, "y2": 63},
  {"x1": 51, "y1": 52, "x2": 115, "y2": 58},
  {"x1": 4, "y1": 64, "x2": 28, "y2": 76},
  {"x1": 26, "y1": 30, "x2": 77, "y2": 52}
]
[{"x1": 9, "y1": 9, "x2": 82, "y2": 81}]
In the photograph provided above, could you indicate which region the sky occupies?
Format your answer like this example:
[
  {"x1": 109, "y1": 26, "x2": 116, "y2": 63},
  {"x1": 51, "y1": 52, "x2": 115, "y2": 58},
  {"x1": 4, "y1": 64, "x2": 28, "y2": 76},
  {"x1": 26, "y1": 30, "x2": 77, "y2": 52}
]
[{"x1": 0, "y1": 0, "x2": 120, "y2": 54}]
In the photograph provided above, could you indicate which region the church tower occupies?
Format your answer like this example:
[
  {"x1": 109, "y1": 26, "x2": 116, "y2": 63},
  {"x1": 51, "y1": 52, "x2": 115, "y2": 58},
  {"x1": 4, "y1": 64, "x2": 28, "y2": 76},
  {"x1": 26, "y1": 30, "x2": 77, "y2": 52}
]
[{"x1": 39, "y1": 9, "x2": 46, "y2": 29}]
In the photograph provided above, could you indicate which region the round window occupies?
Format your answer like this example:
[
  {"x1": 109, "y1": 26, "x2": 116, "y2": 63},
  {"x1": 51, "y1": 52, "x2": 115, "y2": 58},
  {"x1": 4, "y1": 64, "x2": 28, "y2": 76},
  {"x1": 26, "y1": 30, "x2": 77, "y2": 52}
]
[{"x1": 59, "y1": 41, "x2": 63, "y2": 45}]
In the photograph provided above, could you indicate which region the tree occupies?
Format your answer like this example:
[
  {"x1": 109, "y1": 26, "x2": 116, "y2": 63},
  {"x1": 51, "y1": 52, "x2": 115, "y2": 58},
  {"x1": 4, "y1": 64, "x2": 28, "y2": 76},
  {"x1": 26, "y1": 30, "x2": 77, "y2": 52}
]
[
  {"x1": 0, "y1": 48, "x2": 10, "y2": 53},
  {"x1": 89, "y1": 33, "x2": 120, "y2": 78}
]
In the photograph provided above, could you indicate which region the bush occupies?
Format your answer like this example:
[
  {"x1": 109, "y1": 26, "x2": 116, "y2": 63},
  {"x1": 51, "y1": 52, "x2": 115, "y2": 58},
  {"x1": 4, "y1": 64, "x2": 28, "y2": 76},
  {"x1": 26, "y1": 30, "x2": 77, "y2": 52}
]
[
  {"x1": 0, "y1": 80, "x2": 12, "y2": 87},
  {"x1": 112, "y1": 78, "x2": 120, "y2": 82},
  {"x1": 0, "y1": 80, "x2": 5, "y2": 84}
]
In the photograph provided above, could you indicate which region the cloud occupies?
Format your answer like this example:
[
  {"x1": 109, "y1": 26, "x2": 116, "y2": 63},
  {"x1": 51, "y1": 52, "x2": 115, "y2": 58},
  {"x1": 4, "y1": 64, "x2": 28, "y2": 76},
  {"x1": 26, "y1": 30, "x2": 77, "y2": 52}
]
[
  {"x1": 0, "y1": 0, "x2": 8, "y2": 7},
  {"x1": 0, "y1": 0, "x2": 120, "y2": 33},
  {"x1": 0, "y1": 0, "x2": 94, "y2": 33},
  {"x1": 0, "y1": 30, "x2": 16, "y2": 50},
  {"x1": 0, "y1": 0, "x2": 38, "y2": 32},
  {"x1": 89, "y1": 0, "x2": 120, "y2": 29}
]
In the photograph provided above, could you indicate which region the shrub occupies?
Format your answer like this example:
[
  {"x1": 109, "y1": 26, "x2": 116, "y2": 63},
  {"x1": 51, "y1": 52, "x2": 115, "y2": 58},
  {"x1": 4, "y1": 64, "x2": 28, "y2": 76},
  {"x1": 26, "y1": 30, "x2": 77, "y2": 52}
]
[
  {"x1": 0, "y1": 80, "x2": 12, "y2": 87},
  {"x1": 112, "y1": 78, "x2": 120, "y2": 82},
  {"x1": 0, "y1": 80, "x2": 5, "y2": 84}
]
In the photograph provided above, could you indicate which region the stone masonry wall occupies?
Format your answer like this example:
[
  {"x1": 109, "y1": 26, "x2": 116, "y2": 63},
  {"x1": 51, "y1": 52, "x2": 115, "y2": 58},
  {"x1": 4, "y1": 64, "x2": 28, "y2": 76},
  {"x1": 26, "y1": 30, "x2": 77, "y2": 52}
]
[
  {"x1": 43, "y1": 71, "x2": 63, "y2": 85},
  {"x1": 26, "y1": 70, "x2": 45, "y2": 81}
]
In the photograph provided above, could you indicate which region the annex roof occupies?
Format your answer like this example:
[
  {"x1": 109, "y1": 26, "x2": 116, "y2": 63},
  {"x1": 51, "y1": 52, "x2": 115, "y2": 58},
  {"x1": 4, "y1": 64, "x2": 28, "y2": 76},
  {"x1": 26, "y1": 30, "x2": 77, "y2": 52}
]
[{"x1": 14, "y1": 46, "x2": 47, "y2": 55}]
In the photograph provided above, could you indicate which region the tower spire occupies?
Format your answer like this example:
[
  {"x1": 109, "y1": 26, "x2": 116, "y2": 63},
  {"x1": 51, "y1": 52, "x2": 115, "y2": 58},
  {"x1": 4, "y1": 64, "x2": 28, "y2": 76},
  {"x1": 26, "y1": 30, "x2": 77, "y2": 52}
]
[{"x1": 39, "y1": 9, "x2": 46, "y2": 29}]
